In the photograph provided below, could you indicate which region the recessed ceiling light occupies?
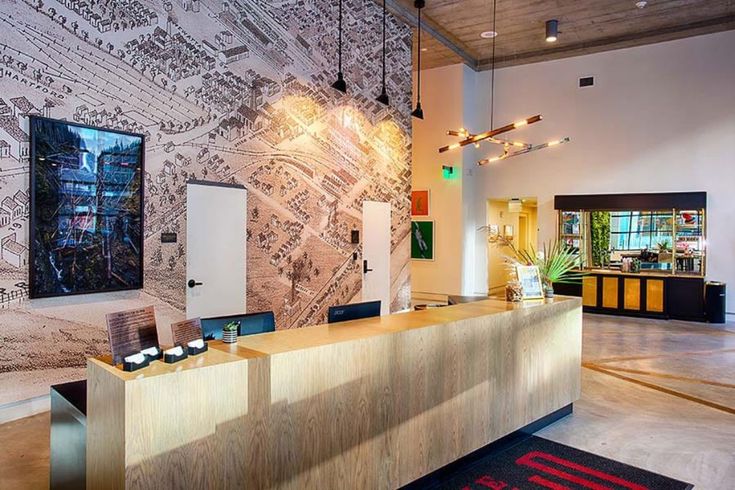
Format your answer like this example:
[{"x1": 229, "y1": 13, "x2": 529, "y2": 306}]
[
  {"x1": 480, "y1": 31, "x2": 498, "y2": 39},
  {"x1": 635, "y1": 1, "x2": 647, "y2": 8}
]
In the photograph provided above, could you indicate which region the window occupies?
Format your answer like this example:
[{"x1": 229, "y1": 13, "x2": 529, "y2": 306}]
[{"x1": 609, "y1": 211, "x2": 672, "y2": 251}]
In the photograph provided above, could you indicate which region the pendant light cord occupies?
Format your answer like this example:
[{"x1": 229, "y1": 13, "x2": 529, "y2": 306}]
[
  {"x1": 416, "y1": 6, "x2": 421, "y2": 104},
  {"x1": 338, "y1": 0, "x2": 343, "y2": 73},
  {"x1": 382, "y1": 0, "x2": 386, "y2": 89},
  {"x1": 490, "y1": 0, "x2": 496, "y2": 129}
]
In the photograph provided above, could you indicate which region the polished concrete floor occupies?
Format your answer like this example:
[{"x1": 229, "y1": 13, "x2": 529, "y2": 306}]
[{"x1": 0, "y1": 314, "x2": 733, "y2": 489}]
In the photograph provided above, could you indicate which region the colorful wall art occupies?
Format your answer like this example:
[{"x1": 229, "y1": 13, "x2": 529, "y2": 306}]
[
  {"x1": 411, "y1": 221, "x2": 434, "y2": 261},
  {"x1": 29, "y1": 117, "x2": 144, "y2": 298}
]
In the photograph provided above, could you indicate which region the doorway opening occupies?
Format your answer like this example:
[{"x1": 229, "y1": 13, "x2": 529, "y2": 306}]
[{"x1": 486, "y1": 197, "x2": 538, "y2": 295}]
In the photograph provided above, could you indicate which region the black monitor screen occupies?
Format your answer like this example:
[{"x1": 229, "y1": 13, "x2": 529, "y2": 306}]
[
  {"x1": 200, "y1": 311, "x2": 276, "y2": 340},
  {"x1": 327, "y1": 301, "x2": 381, "y2": 324}
]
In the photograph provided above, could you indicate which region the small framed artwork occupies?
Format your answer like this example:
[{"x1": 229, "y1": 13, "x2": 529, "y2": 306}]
[
  {"x1": 411, "y1": 220, "x2": 434, "y2": 261},
  {"x1": 488, "y1": 224, "x2": 499, "y2": 237},
  {"x1": 411, "y1": 190, "x2": 430, "y2": 216},
  {"x1": 516, "y1": 265, "x2": 544, "y2": 300},
  {"x1": 504, "y1": 224, "x2": 514, "y2": 239}
]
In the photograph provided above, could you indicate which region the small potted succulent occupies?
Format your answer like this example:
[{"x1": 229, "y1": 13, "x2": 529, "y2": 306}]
[{"x1": 222, "y1": 321, "x2": 239, "y2": 344}]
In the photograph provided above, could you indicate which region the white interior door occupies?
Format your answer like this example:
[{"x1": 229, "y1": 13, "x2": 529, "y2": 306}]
[
  {"x1": 362, "y1": 201, "x2": 391, "y2": 315},
  {"x1": 186, "y1": 181, "x2": 247, "y2": 318}
]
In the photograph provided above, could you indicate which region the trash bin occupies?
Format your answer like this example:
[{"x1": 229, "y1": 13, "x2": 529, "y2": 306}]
[{"x1": 705, "y1": 282, "x2": 726, "y2": 324}]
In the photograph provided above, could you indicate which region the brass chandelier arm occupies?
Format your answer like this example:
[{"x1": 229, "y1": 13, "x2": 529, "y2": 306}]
[
  {"x1": 478, "y1": 137, "x2": 570, "y2": 165},
  {"x1": 438, "y1": 114, "x2": 542, "y2": 153}
]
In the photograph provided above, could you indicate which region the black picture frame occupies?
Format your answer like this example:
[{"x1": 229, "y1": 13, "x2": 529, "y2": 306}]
[{"x1": 29, "y1": 116, "x2": 145, "y2": 299}]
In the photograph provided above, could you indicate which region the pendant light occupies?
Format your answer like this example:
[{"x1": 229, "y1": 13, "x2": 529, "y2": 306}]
[
  {"x1": 438, "y1": 0, "x2": 570, "y2": 163},
  {"x1": 331, "y1": 0, "x2": 347, "y2": 93},
  {"x1": 411, "y1": 0, "x2": 425, "y2": 119},
  {"x1": 376, "y1": 0, "x2": 390, "y2": 106}
]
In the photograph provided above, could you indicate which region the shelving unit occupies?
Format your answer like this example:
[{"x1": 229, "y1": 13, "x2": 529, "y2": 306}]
[
  {"x1": 673, "y1": 209, "x2": 706, "y2": 276},
  {"x1": 559, "y1": 210, "x2": 588, "y2": 268},
  {"x1": 554, "y1": 192, "x2": 708, "y2": 321}
]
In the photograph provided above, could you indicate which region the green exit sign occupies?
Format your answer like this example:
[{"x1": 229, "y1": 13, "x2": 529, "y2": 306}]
[{"x1": 442, "y1": 165, "x2": 456, "y2": 180}]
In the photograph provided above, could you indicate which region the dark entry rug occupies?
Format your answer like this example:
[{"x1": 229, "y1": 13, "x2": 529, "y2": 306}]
[{"x1": 418, "y1": 436, "x2": 693, "y2": 490}]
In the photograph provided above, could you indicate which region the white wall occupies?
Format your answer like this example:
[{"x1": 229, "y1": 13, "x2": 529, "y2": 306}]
[
  {"x1": 419, "y1": 31, "x2": 735, "y2": 311},
  {"x1": 412, "y1": 64, "x2": 477, "y2": 296}
]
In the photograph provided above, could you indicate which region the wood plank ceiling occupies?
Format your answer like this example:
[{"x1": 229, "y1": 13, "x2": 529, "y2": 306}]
[{"x1": 389, "y1": 0, "x2": 735, "y2": 70}]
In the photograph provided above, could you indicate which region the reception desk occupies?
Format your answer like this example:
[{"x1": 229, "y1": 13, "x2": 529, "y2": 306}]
[{"x1": 86, "y1": 297, "x2": 582, "y2": 489}]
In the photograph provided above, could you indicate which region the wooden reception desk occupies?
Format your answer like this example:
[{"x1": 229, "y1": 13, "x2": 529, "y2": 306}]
[{"x1": 86, "y1": 297, "x2": 582, "y2": 489}]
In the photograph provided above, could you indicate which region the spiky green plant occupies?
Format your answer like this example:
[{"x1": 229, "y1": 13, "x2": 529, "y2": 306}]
[
  {"x1": 479, "y1": 226, "x2": 583, "y2": 287},
  {"x1": 532, "y1": 241, "x2": 585, "y2": 286},
  {"x1": 656, "y1": 239, "x2": 671, "y2": 252}
]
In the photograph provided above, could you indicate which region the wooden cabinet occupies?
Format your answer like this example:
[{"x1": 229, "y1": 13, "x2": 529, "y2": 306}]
[{"x1": 558, "y1": 273, "x2": 704, "y2": 321}]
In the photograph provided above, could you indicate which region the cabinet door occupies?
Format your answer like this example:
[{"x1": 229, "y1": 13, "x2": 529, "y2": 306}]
[
  {"x1": 667, "y1": 278, "x2": 705, "y2": 321},
  {"x1": 582, "y1": 276, "x2": 598, "y2": 307},
  {"x1": 602, "y1": 277, "x2": 619, "y2": 309},
  {"x1": 624, "y1": 278, "x2": 641, "y2": 310},
  {"x1": 645, "y1": 279, "x2": 665, "y2": 313}
]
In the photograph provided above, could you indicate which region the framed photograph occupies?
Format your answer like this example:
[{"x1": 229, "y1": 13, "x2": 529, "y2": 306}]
[
  {"x1": 411, "y1": 220, "x2": 434, "y2": 261},
  {"x1": 516, "y1": 265, "x2": 544, "y2": 300},
  {"x1": 411, "y1": 190, "x2": 430, "y2": 216},
  {"x1": 29, "y1": 116, "x2": 144, "y2": 298},
  {"x1": 504, "y1": 224, "x2": 514, "y2": 239},
  {"x1": 488, "y1": 224, "x2": 499, "y2": 237}
]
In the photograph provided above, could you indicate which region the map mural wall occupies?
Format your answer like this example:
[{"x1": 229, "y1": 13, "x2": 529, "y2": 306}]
[{"x1": 0, "y1": 0, "x2": 413, "y2": 405}]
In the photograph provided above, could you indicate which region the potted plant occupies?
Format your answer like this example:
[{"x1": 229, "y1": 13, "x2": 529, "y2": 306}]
[
  {"x1": 532, "y1": 241, "x2": 584, "y2": 297},
  {"x1": 656, "y1": 239, "x2": 671, "y2": 252},
  {"x1": 222, "y1": 321, "x2": 239, "y2": 344},
  {"x1": 479, "y1": 227, "x2": 583, "y2": 298}
]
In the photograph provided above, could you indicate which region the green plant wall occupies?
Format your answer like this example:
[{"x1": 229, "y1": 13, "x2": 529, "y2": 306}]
[{"x1": 590, "y1": 212, "x2": 611, "y2": 267}]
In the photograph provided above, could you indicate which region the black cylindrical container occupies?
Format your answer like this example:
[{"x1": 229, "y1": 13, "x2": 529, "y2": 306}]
[{"x1": 705, "y1": 282, "x2": 726, "y2": 324}]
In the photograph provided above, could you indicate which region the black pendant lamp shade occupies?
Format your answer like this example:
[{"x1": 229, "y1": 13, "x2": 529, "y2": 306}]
[
  {"x1": 411, "y1": 0, "x2": 425, "y2": 119},
  {"x1": 331, "y1": 0, "x2": 347, "y2": 93},
  {"x1": 376, "y1": 0, "x2": 390, "y2": 106}
]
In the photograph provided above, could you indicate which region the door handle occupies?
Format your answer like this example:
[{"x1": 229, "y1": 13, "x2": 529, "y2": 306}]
[
  {"x1": 188, "y1": 279, "x2": 203, "y2": 288},
  {"x1": 363, "y1": 260, "x2": 373, "y2": 274}
]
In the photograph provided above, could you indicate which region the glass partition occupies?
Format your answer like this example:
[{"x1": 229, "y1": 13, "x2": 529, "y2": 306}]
[{"x1": 557, "y1": 208, "x2": 706, "y2": 276}]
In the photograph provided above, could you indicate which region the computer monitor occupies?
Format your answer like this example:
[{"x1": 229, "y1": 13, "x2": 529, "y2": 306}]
[
  {"x1": 200, "y1": 311, "x2": 276, "y2": 340},
  {"x1": 327, "y1": 301, "x2": 381, "y2": 324}
]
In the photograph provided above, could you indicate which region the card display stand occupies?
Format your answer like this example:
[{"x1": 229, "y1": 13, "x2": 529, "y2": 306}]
[
  {"x1": 143, "y1": 348, "x2": 162, "y2": 362},
  {"x1": 187, "y1": 342, "x2": 208, "y2": 356},
  {"x1": 122, "y1": 357, "x2": 150, "y2": 372},
  {"x1": 163, "y1": 349, "x2": 188, "y2": 364}
]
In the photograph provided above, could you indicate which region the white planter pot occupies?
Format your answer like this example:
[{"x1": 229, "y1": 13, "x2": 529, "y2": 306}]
[{"x1": 223, "y1": 330, "x2": 238, "y2": 344}]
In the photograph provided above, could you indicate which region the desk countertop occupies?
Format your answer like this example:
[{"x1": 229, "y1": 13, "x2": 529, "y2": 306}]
[{"x1": 89, "y1": 296, "x2": 579, "y2": 379}]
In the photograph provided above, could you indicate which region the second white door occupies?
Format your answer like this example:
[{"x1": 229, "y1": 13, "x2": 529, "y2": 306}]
[
  {"x1": 186, "y1": 181, "x2": 247, "y2": 319},
  {"x1": 362, "y1": 201, "x2": 391, "y2": 315}
]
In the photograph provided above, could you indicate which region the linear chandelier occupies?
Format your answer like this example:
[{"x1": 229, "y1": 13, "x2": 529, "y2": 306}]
[
  {"x1": 440, "y1": 116, "x2": 570, "y2": 164},
  {"x1": 438, "y1": 0, "x2": 570, "y2": 165},
  {"x1": 439, "y1": 115, "x2": 541, "y2": 153}
]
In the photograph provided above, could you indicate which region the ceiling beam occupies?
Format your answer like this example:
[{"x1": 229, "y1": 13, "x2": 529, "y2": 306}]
[
  {"x1": 375, "y1": 0, "x2": 480, "y2": 69},
  {"x1": 477, "y1": 15, "x2": 735, "y2": 70}
]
